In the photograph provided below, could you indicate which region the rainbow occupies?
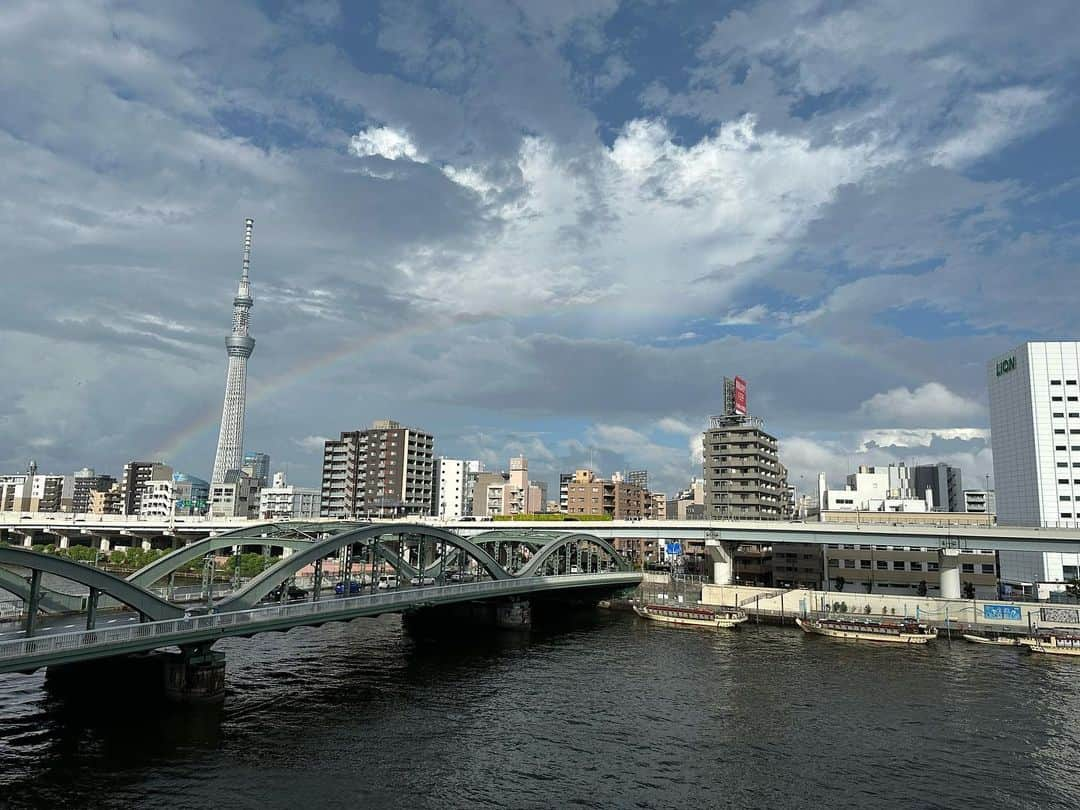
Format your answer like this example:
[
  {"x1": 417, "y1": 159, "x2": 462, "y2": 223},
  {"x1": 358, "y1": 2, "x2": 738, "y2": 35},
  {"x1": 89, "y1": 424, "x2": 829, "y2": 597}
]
[{"x1": 152, "y1": 318, "x2": 448, "y2": 462}]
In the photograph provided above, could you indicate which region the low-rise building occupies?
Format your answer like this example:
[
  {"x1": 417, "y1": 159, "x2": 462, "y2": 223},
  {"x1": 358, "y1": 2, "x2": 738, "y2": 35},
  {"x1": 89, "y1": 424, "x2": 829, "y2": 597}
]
[
  {"x1": 817, "y1": 465, "x2": 933, "y2": 514},
  {"x1": 210, "y1": 469, "x2": 258, "y2": 518},
  {"x1": 824, "y1": 543, "x2": 997, "y2": 598},
  {"x1": 565, "y1": 469, "x2": 647, "y2": 519},
  {"x1": 259, "y1": 472, "x2": 320, "y2": 519},
  {"x1": 964, "y1": 489, "x2": 997, "y2": 517}
]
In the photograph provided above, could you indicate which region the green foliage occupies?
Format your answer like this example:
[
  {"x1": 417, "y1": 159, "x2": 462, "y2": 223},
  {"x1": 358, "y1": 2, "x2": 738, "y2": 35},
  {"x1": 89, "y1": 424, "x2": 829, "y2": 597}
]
[
  {"x1": 1065, "y1": 578, "x2": 1080, "y2": 599},
  {"x1": 917, "y1": 580, "x2": 928, "y2": 597},
  {"x1": 225, "y1": 552, "x2": 275, "y2": 578},
  {"x1": 839, "y1": 601, "x2": 848, "y2": 613},
  {"x1": 834, "y1": 576, "x2": 846, "y2": 592},
  {"x1": 31, "y1": 543, "x2": 56, "y2": 554},
  {"x1": 108, "y1": 547, "x2": 163, "y2": 570},
  {"x1": 962, "y1": 581, "x2": 976, "y2": 600},
  {"x1": 864, "y1": 604, "x2": 872, "y2": 614}
]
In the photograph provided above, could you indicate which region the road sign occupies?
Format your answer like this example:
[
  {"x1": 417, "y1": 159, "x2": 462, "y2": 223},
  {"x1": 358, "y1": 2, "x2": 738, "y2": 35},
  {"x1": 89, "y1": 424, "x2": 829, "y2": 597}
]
[{"x1": 665, "y1": 542, "x2": 682, "y2": 556}]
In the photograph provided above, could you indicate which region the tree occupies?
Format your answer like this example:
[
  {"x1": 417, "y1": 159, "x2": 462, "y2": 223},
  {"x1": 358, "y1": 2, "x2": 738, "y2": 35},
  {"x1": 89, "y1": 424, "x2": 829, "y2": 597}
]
[
  {"x1": 835, "y1": 576, "x2": 846, "y2": 592},
  {"x1": 1065, "y1": 578, "x2": 1080, "y2": 601},
  {"x1": 962, "y1": 581, "x2": 976, "y2": 600},
  {"x1": 917, "y1": 580, "x2": 928, "y2": 597},
  {"x1": 863, "y1": 582, "x2": 873, "y2": 594}
]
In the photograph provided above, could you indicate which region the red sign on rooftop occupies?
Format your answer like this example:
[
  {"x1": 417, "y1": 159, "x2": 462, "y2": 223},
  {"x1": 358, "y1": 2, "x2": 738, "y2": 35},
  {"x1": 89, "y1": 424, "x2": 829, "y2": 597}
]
[{"x1": 733, "y1": 376, "x2": 747, "y2": 415}]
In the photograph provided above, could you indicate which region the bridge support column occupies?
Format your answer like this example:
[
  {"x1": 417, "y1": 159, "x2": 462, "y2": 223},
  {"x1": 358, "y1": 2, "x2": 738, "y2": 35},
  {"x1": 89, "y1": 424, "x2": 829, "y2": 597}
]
[
  {"x1": 938, "y1": 549, "x2": 961, "y2": 600},
  {"x1": 709, "y1": 543, "x2": 735, "y2": 585},
  {"x1": 24, "y1": 569, "x2": 42, "y2": 637},
  {"x1": 57, "y1": 535, "x2": 70, "y2": 549},
  {"x1": 495, "y1": 599, "x2": 531, "y2": 630},
  {"x1": 86, "y1": 587, "x2": 99, "y2": 630},
  {"x1": 97, "y1": 536, "x2": 111, "y2": 553},
  {"x1": 161, "y1": 646, "x2": 226, "y2": 703}
]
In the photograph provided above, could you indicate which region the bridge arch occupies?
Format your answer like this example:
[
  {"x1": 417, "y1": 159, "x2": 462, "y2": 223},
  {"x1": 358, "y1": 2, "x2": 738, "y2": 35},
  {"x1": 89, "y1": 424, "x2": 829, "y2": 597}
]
[
  {"x1": 215, "y1": 524, "x2": 510, "y2": 610},
  {"x1": 0, "y1": 546, "x2": 183, "y2": 621},
  {"x1": 127, "y1": 523, "x2": 330, "y2": 588},
  {"x1": 515, "y1": 533, "x2": 628, "y2": 578}
]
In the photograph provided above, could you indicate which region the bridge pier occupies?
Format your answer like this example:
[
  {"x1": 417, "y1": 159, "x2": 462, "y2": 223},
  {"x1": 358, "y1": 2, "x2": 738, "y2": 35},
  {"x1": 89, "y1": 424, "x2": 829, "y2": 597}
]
[
  {"x1": 495, "y1": 599, "x2": 532, "y2": 630},
  {"x1": 709, "y1": 543, "x2": 735, "y2": 585},
  {"x1": 938, "y1": 549, "x2": 961, "y2": 600},
  {"x1": 162, "y1": 646, "x2": 227, "y2": 703}
]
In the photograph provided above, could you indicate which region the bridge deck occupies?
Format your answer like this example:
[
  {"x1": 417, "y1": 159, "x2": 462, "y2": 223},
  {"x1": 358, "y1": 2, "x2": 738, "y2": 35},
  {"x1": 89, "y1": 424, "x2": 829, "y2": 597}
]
[{"x1": 0, "y1": 572, "x2": 641, "y2": 675}]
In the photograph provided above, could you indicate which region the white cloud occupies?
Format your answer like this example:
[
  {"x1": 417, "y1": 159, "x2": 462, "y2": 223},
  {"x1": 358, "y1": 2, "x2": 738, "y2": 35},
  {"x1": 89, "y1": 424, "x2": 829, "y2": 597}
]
[
  {"x1": 349, "y1": 126, "x2": 423, "y2": 162},
  {"x1": 857, "y1": 428, "x2": 990, "y2": 451},
  {"x1": 856, "y1": 383, "x2": 983, "y2": 427},
  {"x1": 932, "y1": 86, "x2": 1055, "y2": 168},
  {"x1": 293, "y1": 435, "x2": 330, "y2": 452},
  {"x1": 656, "y1": 417, "x2": 698, "y2": 435}
]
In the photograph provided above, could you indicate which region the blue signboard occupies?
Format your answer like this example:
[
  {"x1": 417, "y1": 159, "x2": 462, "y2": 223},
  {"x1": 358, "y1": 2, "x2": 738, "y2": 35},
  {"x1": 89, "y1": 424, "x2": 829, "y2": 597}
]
[
  {"x1": 983, "y1": 604, "x2": 1022, "y2": 621},
  {"x1": 665, "y1": 542, "x2": 682, "y2": 556}
]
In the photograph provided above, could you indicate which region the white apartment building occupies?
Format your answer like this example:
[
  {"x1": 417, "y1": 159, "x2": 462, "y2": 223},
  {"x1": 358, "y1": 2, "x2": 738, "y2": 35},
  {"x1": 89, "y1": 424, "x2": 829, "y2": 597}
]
[
  {"x1": 989, "y1": 341, "x2": 1080, "y2": 597},
  {"x1": 258, "y1": 472, "x2": 320, "y2": 519},
  {"x1": 434, "y1": 458, "x2": 468, "y2": 519},
  {"x1": 817, "y1": 465, "x2": 932, "y2": 514}
]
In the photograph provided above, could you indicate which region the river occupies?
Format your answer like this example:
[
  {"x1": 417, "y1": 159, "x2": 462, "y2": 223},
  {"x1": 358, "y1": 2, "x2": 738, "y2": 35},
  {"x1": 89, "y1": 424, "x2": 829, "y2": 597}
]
[{"x1": 1, "y1": 609, "x2": 1078, "y2": 809}]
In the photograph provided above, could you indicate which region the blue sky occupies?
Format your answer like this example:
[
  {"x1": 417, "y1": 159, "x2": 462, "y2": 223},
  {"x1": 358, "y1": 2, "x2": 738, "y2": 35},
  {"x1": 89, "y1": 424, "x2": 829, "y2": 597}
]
[{"x1": 2, "y1": 0, "x2": 1078, "y2": 497}]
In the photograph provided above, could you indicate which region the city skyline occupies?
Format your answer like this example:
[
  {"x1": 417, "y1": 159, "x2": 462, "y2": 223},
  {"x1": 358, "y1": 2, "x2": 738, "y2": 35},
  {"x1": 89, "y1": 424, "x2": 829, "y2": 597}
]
[{"x1": 5, "y1": 2, "x2": 1080, "y2": 496}]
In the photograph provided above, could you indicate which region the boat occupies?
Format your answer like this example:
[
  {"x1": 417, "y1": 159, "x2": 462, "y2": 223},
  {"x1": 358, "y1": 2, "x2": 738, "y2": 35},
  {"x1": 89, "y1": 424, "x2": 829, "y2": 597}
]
[
  {"x1": 962, "y1": 631, "x2": 1021, "y2": 646},
  {"x1": 795, "y1": 616, "x2": 936, "y2": 644},
  {"x1": 632, "y1": 602, "x2": 747, "y2": 629},
  {"x1": 1023, "y1": 630, "x2": 1080, "y2": 657}
]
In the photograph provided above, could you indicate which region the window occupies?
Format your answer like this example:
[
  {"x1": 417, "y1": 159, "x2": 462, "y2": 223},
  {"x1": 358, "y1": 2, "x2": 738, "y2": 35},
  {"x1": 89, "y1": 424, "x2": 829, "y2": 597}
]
[
  {"x1": 1053, "y1": 396, "x2": 1064, "y2": 402},
  {"x1": 1057, "y1": 446, "x2": 1068, "y2": 451},
  {"x1": 910, "y1": 561, "x2": 923, "y2": 572},
  {"x1": 1070, "y1": 380, "x2": 1079, "y2": 385},
  {"x1": 1065, "y1": 565, "x2": 1079, "y2": 580},
  {"x1": 1055, "y1": 412, "x2": 1066, "y2": 418},
  {"x1": 1052, "y1": 380, "x2": 1063, "y2": 385},
  {"x1": 927, "y1": 562, "x2": 940, "y2": 572},
  {"x1": 843, "y1": 559, "x2": 855, "y2": 569},
  {"x1": 1071, "y1": 397, "x2": 1079, "y2": 402},
  {"x1": 982, "y1": 564, "x2": 995, "y2": 574},
  {"x1": 860, "y1": 560, "x2": 871, "y2": 569},
  {"x1": 893, "y1": 561, "x2": 905, "y2": 571},
  {"x1": 1059, "y1": 462, "x2": 1069, "y2": 468},
  {"x1": 877, "y1": 560, "x2": 888, "y2": 570},
  {"x1": 1061, "y1": 495, "x2": 1072, "y2": 501},
  {"x1": 1071, "y1": 413, "x2": 1080, "y2": 419},
  {"x1": 1063, "y1": 513, "x2": 1074, "y2": 519},
  {"x1": 1055, "y1": 429, "x2": 1066, "y2": 435},
  {"x1": 962, "y1": 563, "x2": 975, "y2": 573},
  {"x1": 1060, "y1": 479, "x2": 1070, "y2": 485}
]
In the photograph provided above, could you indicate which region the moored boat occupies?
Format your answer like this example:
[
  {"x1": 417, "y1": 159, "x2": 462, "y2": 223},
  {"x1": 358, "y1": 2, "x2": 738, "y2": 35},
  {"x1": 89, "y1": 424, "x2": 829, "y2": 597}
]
[
  {"x1": 795, "y1": 616, "x2": 936, "y2": 645},
  {"x1": 633, "y1": 602, "x2": 747, "y2": 629},
  {"x1": 962, "y1": 632, "x2": 1021, "y2": 646},
  {"x1": 1023, "y1": 630, "x2": 1080, "y2": 657}
]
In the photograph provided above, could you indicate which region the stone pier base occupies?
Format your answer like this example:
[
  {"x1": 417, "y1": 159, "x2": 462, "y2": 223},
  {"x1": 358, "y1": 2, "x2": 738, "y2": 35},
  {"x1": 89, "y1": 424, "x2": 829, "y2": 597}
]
[{"x1": 161, "y1": 648, "x2": 227, "y2": 703}]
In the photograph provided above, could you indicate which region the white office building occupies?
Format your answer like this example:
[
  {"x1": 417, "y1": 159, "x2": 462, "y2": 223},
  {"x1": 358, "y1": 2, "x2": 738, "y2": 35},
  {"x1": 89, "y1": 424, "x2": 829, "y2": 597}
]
[
  {"x1": 258, "y1": 472, "x2": 321, "y2": 519},
  {"x1": 989, "y1": 341, "x2": 1080, "y2": 597},
  {"x1": 817, "y1": 465, "x2": 932, "y2": 514}
]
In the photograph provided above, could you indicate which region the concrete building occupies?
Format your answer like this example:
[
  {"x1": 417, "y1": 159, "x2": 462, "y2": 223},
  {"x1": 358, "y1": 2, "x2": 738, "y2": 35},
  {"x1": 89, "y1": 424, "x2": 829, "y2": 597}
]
[
  {"x1": 824, "y1": 543, "x2": 997, "y2": 598},
  {"x1": 121, "y1": 461, "x2": 172, "y2": 516},
  {"x1": 703, "y1": 414, "x2": 786, "y2": 520},
  {"x1": 88, "y1": 483, "x2": 122, "y2": 515},
  {"x1": 817, "y1": 465, "x2": 933, "y2": 514},
  {"x1": 137, "y1": 472, "x2": 209, "y2": 518},
  {"x1": 469, "y1": 457, "x2": 546, "y2": 517},
  {"x1": 210, "y1": 469, "x2": 258, "y2": 518},
  {"x1": 565, "y1": 469, "x2": 647, "y2": 519},
  {"x1": 964, "y1": 489, "x2": 997, "y2": 517},
  {"x1": 913, "y1": 463, "x2": 964, "y2": 512},
  {"x1": 771, "y1": 544, "x2": 824, "y2": 589},
  {"x1": 320, "y1": 420, "x2": 435, "y2": 518},
  {"x1": 0, "y1": 468, "x2": 73, "y2": 513},
  {"x1": 259, "y1": 472, "x2": 320, "y2": 519},
  {"x1": 433, "y1": 458, "x2": 474, "y2": 520},
  {"x1": 241, "y1": 452, "x2": 270, "y2": 489},
  {"x1": 989, "y1": 341, "x2": 1080, "y2": 596},
  {"x1": 71, "y1": 468, "x2": 117, "y2": 514}
]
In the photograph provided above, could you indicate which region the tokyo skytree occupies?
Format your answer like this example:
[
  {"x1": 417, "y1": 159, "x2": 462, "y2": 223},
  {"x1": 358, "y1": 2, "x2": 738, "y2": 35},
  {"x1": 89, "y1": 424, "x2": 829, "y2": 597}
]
[{"x1": 210, "y1": 218, "x2": 256, "y2": 484}]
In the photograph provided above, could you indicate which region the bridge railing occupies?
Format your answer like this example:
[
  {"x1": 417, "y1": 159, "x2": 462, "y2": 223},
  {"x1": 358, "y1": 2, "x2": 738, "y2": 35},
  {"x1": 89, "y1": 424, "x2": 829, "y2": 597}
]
[{"x1": 0, "y1": 572, "x2": 639, "y2": 663}]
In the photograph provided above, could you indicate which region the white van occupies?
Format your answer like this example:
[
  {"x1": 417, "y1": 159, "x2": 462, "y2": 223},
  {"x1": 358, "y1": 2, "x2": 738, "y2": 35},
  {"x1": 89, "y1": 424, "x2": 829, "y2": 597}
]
[{"x1": 377, "y1": 574, "x2": 398, "y2": 590}]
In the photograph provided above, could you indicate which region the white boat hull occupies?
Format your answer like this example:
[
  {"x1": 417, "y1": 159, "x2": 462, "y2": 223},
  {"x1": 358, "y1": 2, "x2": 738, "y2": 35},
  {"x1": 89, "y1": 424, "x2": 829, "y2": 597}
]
[
  {"x1": 796, "y1": 617, "x2": 934, "y2": 645},
  {"x1": 1024, "y1": 636, "x2": 1080, "y2": 656},
  {"x1": 962, "y1": 633, "x2": 1019, "y2": 646}
]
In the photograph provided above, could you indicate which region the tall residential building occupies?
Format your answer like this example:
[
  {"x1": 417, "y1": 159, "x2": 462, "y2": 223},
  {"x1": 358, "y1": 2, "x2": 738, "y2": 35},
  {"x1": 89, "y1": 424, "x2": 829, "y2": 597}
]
[
  {"x1": 121, "y1": 461, "x2": 172, "y2": 516},
  {"x1": 434, "y1": 458, "x2": 467, "y2": 519},
  {"x1": 703, "y1": 414, "x2": 786, "y2": 520},
  {"x1": 211, "y1": 218, "x2": 256, "y2": 484},
  {"x1": 89, "y1": 484, "x2": 122, "y2": 515},
  {"x1": 627, "y1": 470, "x2": 648, "y2": 490},
  {"x1": 0, "y1": 470, "x2": 73, "y2": 513},
  {"x1": 989, "y1": 341, "x2": 1080, "y2": 597},
  {"x1": 912, "y1": 463, "x2": 963, "y2": 512},
  {"x1": 259, "y1": 471, "x2": 321, "y2": 519},
  {"x1": 241, "y1": 452, "x2": 270, "y2": 489},
  {"x1": 472, "y1": 456, "x2": 547, "y2": 517},
  {"x1": 72, "y1": 468, "x2": 117, "y2": 513},
  {"x1": 320, "y1": 420, "x2": 435, "y2": 518}
]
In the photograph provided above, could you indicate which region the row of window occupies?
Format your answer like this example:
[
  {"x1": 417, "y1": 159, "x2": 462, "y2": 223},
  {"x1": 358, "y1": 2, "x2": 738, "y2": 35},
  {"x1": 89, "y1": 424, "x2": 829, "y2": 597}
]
[
  {"x1": 1050, "y1": 380, "x2": 1079, "y2": 385},
  {"x1": 828, "y1": 558, "x2": 995, "y2": 574}
]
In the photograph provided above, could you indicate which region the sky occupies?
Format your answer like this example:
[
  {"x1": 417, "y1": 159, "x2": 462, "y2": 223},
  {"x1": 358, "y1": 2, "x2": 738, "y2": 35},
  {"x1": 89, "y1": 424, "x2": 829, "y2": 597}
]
[{"x1": 2, "y1": 0, "x2": 1078, "y2": 499}]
